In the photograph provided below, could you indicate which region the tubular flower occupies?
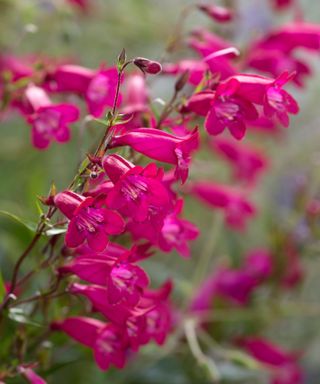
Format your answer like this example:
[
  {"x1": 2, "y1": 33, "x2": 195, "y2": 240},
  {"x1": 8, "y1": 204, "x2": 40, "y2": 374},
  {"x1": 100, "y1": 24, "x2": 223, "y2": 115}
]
[
  {"x1": 246, "y1": 22, "x2": 320, "y2": 86},
  {"x1": 183, "y1": 81, "x2": 258, "y2": 140},
  {"x1": 191, "y1": 248, "x2": 272, "y2": 311},
  {"x1": 205, "y1": 91, "x2": 258, "y2": 139},
  {"x1": 239, "y1": 338, "x2": 303, "y2": 384},
  {"x1": 188, "y1": 28, "x2": 232, "y2": 57},
  {"x1": 110, "y1": 128, "x2": 199, "y2": 183},
  {"x1": 210, "y1": 137, "x2": 268, "y2": 184},
  {"x1": 54, "y1": 190, "x2": 125, "y2": 251},
  {"x1": 219, "y1": 72, "x2": 299, "y2": 127},
  {"x1": 69, "y1": 281, "x2": 171, "y2": 326},
  {"x1": 162, "y1": 59, "x2": 208, "y2": 86},
  {"x1": 85, "y1": 67, "x2": 120, "y2": 117},
  {"x1": 24, "y1": 85, "x2": 79, "y2": 149},
  {"x1": 52, "y1": 317, "x2": 127, "y2": 371},
  {"x1": 188, "y1": 28, "x2": 237, "y2": 79},
  {"x1": 103, "y1": 155, "x2": 172, "y2": 222},
  {"x1": 191, "y1": 182, "x2": 256, "y2": 230},
  {"x1": 46, "y1": 64, "x2": 120, "y2": 117},
  {"x1": 128, "y1": 199, "x2": 199, "y2": 258},
  {"x1": 121, "y1": 73, "x2": 149, "y2": 114}
]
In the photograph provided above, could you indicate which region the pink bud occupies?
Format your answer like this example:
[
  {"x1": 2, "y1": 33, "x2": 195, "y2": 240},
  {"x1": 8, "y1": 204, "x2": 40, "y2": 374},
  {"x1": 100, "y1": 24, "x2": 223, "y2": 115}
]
[
  {"x1": 198, "y1": 4, "x2": 233, "y2": 23},
  {"x1": 133, "y1": 57, "x2": 162, "y2": 75}
]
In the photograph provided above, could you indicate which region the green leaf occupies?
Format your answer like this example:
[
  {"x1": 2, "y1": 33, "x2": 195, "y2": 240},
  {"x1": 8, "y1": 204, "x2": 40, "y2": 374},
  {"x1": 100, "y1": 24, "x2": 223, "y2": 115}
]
[
  {"x1": 93, "y1": 118, "x2": 109, "y2": 126},
  {"x1": 0, "y1": 210, "x2": 37, "y2": 232},
  {"x1": 0, "y1": 270, "x2": 6, "y2": 302},
  {"x1": 35, "y1": 200, "x2": 44, "y2": 216},
  {"x1": 113, "y1": 113, "x2": 133, "y2": 126}
]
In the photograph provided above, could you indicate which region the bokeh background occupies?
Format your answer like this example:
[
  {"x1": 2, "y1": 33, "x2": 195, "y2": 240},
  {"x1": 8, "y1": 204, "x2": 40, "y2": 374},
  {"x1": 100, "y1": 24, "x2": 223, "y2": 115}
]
[{"x1": 1, "y1": 0, "x2": 320, "y2": 383}]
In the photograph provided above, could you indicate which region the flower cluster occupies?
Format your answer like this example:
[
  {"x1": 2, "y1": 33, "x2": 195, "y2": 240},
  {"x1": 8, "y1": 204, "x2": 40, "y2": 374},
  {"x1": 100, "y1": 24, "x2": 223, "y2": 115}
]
[{"x1": 1, "y1": 0, "x2": 320, "y2": 383}]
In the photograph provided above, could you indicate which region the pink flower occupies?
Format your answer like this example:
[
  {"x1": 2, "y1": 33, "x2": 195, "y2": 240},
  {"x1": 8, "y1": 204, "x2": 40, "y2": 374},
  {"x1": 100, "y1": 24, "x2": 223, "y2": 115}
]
[
  {"x1": 252, "y1": 22, "x2": 320, "y2": 54},
  {"x1": 244, "y1": 249, "x2": 273, "y2": 282},
  {"x1": 0, "y1": 54, "x2": 33, "y2": 83},
  {"x1": 263, "y1": 72, "x2": 299, "y2": 127},
  {"x1": 188, "y1": 28, "x2": 237, "y2": 79},
  {"x1": 110, "y1": 128, "x2": 199, "y2": 183},
  {"x1": 85, "y1": 68, "x2": 120, "y2": 117},
  {"x1": 69, "y1": 283, "x2": 135, "y2": 324},
  {"x1": 129, "y1": 199, "x2": 199, "y2": 258},
  {"x1": 162, "y1": 59, "x2": 208, "y2": 86},
  {"x1": 183, "y1": 81, "x2": 259, "y2": 140},
  {"x1": 69, "y1": 282, "x2": 169, "y2": 325},
  {"x1": 239, "y1": 338, "x2": 303, "y2": 384},
  {"x1": 271, "y1": 0, "x2": 295, "y2": 9},
  {"x1": 221, "y1": 72, "x2": 299, "y2": 127},
  {"x1": 107, "y1": 262, "x2": 149, "y2": 306},
  {"x1": 214, "y1": 268, "x2": 259, "y2": 304},
  {"x1": 246, "y1": 22, "x2": 320, "y2": 86},
  {"x1": 197, "y1": 4, "x2": 233, "y2": 23},
  {"x1": 239, "y1": 338, "x2": 295, "y2": 365},
  {"x1": 210, "y1": 137, "x2": 268, "y2": 184},
  {"x1": 54, "y1": 190, "x2": 125, "y2": 251},
  {"x1": 46, "y1": 64, "x2": 94, "y2": 94},
  {"x1": 280, "y1": 241, "x2": 304, "y2": 288},
  {"x1": 94, "y1": 324, "x2": 128, "y2": 370},
  {"x1": 124, "y1": 300, "x2": 172, "y2": 350},
  {"x1": 24, "y1": 85, "x2": 79, "y2": 149},
  {"x1": 158, "y1": 202, "x2": 199, "y2": 257},
  {"x1": 247, "y1": 49, "x2": 311, "y2": 87},
  {"x1": 46, "y1": 65, "x2": 120, "y2": 117},
  {"x1": 206, "y1": 83, "x2": 258, "y2": 140},
  {"x1": 191, "y1": 249, "x2": 272, "y2": 311},
  {"x1": 66, "y1": 0, "x2": 90, "y2": 12},
  {"x1": 188, "y1": 28, "x2": 232, "y2": 57},
  {"x1": 103, "y1": 155, "x2": 172, "y2": 222},
  {"x1": 121, "y1": 73, "x2": 149, "y2": 114},
  {"x1": 18, "y1": 366, "x2": 46, "y2": 384},
  {"x1": 52, "y1": 317, "x2": 127, "y2": 370},
  {"x1": 191, "y1": 182, "x2": 256, "y2": 230}
]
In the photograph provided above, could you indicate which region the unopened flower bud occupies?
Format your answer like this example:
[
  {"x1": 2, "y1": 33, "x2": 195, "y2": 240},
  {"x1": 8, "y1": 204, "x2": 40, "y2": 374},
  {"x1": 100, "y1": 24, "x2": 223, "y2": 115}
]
[
  {"x1": 175, "y1": 70, "x2": 190, "y2": 92},
  {"x1": 197, "y1": 4, "x2": 233, "y2": 23},
  {"x1": 133, "y1": 57, "x2": 162, "y2": 75}
]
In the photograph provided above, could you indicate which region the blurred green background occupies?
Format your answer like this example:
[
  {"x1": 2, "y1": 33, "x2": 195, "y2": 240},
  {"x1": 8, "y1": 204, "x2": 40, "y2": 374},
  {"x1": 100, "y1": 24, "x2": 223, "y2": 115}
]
[{"x1": 1, "y1": 0, "x2": 320, "y2": 383}]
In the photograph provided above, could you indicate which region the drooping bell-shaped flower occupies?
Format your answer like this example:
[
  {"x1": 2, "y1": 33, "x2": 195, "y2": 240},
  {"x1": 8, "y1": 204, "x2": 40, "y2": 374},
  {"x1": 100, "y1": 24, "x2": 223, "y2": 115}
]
[{"x1": 54, "y1": 190, "x2": 125, "y2": 251}]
